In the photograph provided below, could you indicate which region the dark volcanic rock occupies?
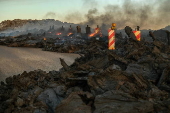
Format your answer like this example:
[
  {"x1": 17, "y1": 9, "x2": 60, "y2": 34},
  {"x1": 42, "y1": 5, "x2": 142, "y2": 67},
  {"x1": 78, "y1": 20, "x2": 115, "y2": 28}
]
[
  {"x1": 0, "y1": 26, "x2": 170, "y2": 113},
  {"x1": 126, "y1": 63, "x2": 158, "y2": 81},
  {"x1": 94, "y1": 90, "x2": 154, "y2": 113},
  {"x1": 55, "y1": 92, "x2": 92, "y2": 113},
  {"x1": 153, "y1": 29, "x2": 169, "y2": 45}
]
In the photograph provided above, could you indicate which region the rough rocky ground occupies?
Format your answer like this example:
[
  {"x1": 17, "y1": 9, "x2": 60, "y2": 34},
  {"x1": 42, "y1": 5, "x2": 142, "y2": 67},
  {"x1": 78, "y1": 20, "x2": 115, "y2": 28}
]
[
  {"x1": 0, "y1": 37, "x2": 170, "y2": 113},
  {"x1": 0, "y1": 27, "x2": 170, "y2": 113}
]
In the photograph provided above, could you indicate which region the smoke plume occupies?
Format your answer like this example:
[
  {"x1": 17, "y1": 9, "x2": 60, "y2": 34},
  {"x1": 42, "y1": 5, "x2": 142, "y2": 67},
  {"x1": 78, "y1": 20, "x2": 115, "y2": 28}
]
[
  {"x1": 65, "y1": 12, "x2": 83, "y2": 24},
  {"x1": 79, "y1": 0, "x2": 170, "y2": 30},
  {"x1": 82, "y1": 0, "x2": 98, "y2": 8},
  {"x1": 44, "y1": 12, "x2": 57, "y2": 19}
]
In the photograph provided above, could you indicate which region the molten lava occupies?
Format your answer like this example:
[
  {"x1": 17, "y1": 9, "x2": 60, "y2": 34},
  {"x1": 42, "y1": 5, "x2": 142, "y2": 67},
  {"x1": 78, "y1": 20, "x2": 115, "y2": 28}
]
[
  {"x1": 89, "y1": 33, "x2": 96, "y2": 37},
  {"x1": 43, "y1": 37, "x2": 46, "y2": 41},
  {"x1": 56, "y1": 33, "x2": 62, "y2": 35},
  {"x1": 67, "y1": 33, "x2": 73, "y2": 36},
  {"x1": 89, "y1": 27, "x2": 103, "y2": 37}
]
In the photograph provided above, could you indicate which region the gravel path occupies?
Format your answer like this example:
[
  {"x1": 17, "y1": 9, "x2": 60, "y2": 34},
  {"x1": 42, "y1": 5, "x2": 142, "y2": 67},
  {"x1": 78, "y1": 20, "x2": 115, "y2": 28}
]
[{"x1": 0, "y1": 46, "x2": 80, "y2": 81}]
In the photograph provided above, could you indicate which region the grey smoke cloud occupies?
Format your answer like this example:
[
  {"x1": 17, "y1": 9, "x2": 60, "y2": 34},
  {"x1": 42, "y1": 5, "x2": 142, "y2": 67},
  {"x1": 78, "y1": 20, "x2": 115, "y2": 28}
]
[
  {"x1": 56, "y1": 0, "x2": 170, "y2": 30},
  {"x1": 65, "y1": 12, "x2": 83, "y2": 23},
  {"x1": 157, "y1": 0, "x2": 170, "y2": 23},
  {"x1": 63, "y1": 0, "x2": 98, "y2": 24},
  {"x1": 80, "y1": 0, "x2": 170, "y2": 30},
  {"x1": 82, "y1": 0, "x2": 98, "y2": 8},
  {"x1": 44, "y1": 12, "x2": 57, "y2": 19}
]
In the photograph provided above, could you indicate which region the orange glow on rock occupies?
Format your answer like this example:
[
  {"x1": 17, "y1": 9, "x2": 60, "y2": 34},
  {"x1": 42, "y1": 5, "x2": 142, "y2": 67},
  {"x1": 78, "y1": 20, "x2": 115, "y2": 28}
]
[
  {"x1": 67, "y1": 33, "x2": 73, "y2": 36},
  {"x1": 89, "y1": 33, "x2": 96, "y2": 37},
  {"x1": 56, "y1": 33, "x2": 62, "y2": 35}
]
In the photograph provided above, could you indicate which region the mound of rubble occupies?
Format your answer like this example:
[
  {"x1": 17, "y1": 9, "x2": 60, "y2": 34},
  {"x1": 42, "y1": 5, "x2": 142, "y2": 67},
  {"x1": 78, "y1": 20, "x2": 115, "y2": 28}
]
[
  {"x1": 0, "y1": 25, "x2": 170, "y2": 113},
  {"x1": 0, "y1": 34, "x2": 44, "y2": 48},
  {"x1": 42, "y1": 28, "x2": 170, "y2": 54},
  {"x1": 0, "y1": 30, "x2": 170, "y2": 113}
]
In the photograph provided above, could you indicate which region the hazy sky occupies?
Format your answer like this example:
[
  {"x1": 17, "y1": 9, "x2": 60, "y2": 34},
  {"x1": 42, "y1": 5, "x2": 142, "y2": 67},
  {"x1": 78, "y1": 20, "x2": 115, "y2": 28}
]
[
  {"x1": 0, "y1": 0, "x2": 170, "y2": 29},
  {"x1": 0, "y1": 0, "x2": 121, "y2": 22},
  {"x1": 0, "y1": 0, "x2": 148, "y2": 22}
]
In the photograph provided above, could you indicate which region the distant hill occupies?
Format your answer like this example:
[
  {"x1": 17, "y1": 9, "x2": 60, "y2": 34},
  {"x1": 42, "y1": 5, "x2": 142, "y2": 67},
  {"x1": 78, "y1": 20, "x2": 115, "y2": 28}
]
[
  {"x1": 0, "y1": 19, "x2": 78, "y2": 36},
  {"x1": 0, "y1": 19, "x2": 33, "y2": 31}
]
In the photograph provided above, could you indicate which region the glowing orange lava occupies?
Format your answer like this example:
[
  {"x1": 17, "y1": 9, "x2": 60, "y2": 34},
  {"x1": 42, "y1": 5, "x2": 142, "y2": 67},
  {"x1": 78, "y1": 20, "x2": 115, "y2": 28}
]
[
  {"x1": 89, "y1": 33, "x2": 96, "y2": 37},
  {"x1": 67, "y1": 33, "x2": 73, "y2": 36},
  {"x1": 56, "y1": 33, "x2": 62, "y2": 35}
]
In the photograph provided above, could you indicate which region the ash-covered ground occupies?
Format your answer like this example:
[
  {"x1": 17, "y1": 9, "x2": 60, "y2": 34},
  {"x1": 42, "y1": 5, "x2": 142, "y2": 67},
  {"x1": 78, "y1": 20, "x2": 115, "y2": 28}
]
[{"x1": 0, "y1": 46, "x2": 80, "y2": 81}]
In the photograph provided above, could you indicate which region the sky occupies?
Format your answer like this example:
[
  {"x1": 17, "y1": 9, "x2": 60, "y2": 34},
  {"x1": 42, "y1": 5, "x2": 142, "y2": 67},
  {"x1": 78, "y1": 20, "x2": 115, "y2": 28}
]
[
  {"x1": 0, "y1": 0, "x2": 170, "y2": 29},
  {"x1": 0, "y1": 0, "x2": 121, "y2": 22}
]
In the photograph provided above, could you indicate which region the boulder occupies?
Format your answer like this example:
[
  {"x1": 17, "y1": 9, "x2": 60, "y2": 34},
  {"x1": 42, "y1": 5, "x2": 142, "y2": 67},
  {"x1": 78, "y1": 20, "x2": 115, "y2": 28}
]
[
  {"x1": 55, "y1": 92, "x2": 92, "y2": 113},
  {"x1": 94, "y1": 90, "x2": 154, "y2": 113}
]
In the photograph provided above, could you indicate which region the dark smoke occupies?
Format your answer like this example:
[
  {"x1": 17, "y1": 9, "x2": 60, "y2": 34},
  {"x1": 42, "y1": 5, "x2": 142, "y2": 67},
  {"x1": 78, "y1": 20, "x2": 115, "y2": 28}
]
[
  {"x1": 44, "y1": 12, "x2": 57, "y2": 19},
  {"x1": 157, "y1": 0, "x2": 170, "y2": 23},
  {"x1": 65, "y1": 12, "x2": 83, "y2": 23},
  {"x1": 85, "y1": 8, "x2": 98, "y2": 25},
  {"x1": 80, "y1": 0, "x2": 170, "y2": 30},
  {"x1": 82, "y1": 0, "x2": 98, "y2": 8},
  {"x1": 64, "y1": 0, "x2": 98, "y2": 24}
]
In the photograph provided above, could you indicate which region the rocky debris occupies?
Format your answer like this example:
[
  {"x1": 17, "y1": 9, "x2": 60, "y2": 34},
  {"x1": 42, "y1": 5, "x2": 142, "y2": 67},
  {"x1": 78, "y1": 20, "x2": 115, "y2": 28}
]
[
  {"x1": 43, "y1": 43, "x2": 83, "y2": 53},
  {"x1": 149, "y1": 31, "x2": 156, "y2": 41},
  {"x1": 0, "y1": 34, "x2": 85, "y2": 52},
  {"x1": 60, "y1": 58, "x2": 70, "y2": 71},
  {"x1": 37, "y1": 86, "x2": 65, "y2": 113},
  {"x1": 55, "y1": 92, "x2": 92, "y2": 113},
  {"x1": 153, "y1": 29, "x2": 170, "y2": 45},
  {"x1": 125, "y1": 26, "x2": 137, "y2": 40},
  {"x1": 0, "y1": 34, "x2": 44, "y2": 48},
  {"x1": 94, "y1": 90, "x2": 154, "y2": 113},
  {"x1": 0, "y1": 38, "x2": 6, "y2": 45},
  {"x1": 0, "y1": 26, "x2": 170, "y2": 113}
]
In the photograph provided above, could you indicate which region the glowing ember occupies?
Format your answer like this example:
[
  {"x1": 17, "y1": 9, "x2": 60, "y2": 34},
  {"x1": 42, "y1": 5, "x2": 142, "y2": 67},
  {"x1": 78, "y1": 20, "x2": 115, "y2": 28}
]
[
  {"x1": 89, "y1": 27, "x2": 103, "y2": 37},
  {"x1": 67, "y1": 33, "x2": 73, "y2": 36},
  {"x1": 43, "y1": 37, "x2": 46, "y2": 40},
  {"x1": 89, "y1": 33, "x2": 96, "y2": 37},
  {"x1": 56, "y1": 33, "x2": 62, "y2": 35}
]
